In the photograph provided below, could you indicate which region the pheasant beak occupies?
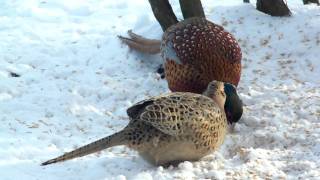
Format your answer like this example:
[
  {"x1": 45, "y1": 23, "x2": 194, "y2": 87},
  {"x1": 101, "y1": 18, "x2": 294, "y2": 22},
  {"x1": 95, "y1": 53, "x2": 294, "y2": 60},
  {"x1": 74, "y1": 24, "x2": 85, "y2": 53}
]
[{"x1": 228, "y1": 123, "x2": 236, "y2": 133}]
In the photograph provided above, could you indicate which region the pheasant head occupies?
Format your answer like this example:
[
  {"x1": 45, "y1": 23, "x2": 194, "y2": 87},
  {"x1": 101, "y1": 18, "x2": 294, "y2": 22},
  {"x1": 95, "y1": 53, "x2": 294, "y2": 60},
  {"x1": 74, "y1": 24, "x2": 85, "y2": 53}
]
[{"x1": 203, "y1": 81, "x2": 242, "y2": 125}]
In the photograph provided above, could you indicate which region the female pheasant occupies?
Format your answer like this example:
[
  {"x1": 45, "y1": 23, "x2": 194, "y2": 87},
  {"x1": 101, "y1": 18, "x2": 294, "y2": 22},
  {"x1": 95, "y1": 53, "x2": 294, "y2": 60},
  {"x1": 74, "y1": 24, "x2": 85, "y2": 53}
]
[
  {"x1": 42, "y1": 81, "x2": 233, "y2": 166},
  {"x1": 119, "y1": 17, "x2": 243, "y2": 124}
]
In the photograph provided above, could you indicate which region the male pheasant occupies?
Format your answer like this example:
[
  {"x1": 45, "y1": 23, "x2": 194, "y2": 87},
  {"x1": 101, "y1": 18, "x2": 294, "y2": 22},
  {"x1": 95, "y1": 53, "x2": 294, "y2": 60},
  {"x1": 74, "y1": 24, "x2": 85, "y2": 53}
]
[
  {"x1": 119, "y1": 17, "x2": 243, "y2": 124},
  {"x1": 42, "y1": 81, "x2": 231, "y2": 166}
]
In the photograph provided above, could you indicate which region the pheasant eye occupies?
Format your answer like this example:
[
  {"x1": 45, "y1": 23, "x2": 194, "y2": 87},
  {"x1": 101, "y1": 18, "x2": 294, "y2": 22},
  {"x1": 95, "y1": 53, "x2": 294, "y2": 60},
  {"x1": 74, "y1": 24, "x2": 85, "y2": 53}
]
[{"x1": 210, "y1": 84, "x2": 216, "y2": 88}]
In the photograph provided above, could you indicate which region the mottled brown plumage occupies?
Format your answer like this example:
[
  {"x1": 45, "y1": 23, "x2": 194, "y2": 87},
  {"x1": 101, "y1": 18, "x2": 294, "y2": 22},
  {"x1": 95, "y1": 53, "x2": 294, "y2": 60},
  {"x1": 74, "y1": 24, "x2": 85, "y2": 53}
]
[
  {"x1": 41, "y1": 81, "x2": 227, "y2": 166},
  {"x1": 119, "y1": 17, "x2": 242, "y2": 93}
]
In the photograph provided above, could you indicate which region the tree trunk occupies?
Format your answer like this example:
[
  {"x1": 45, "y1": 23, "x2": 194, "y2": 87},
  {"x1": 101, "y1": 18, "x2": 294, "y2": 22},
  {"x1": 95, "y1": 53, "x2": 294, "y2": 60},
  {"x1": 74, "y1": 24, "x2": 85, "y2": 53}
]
[
  {"x1": 148, "y1": 0, "x2": 178, "y2": 31},
  {"x1": 256, "y1": 0, "x2": 291, "y2": 16},
  {"x1": 303, "y1": 0, "x2": 320, "y2": 5},
  {"x1": 179, "y1": 0, "x2": 205, "y2": 19}
]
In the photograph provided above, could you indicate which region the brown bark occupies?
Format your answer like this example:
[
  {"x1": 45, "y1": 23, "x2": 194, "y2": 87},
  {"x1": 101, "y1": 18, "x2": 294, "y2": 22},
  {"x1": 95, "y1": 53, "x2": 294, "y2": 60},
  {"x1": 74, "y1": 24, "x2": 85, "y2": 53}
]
[
  {"x1": 148, "y1": 0, "x2": 178, "y2": 31},
  {"x1": 179, "y1": 0, "x2": 205, "y2": 18},
  {"x1": 256, "y1": 0, "x2": 291, "y2": 16}
]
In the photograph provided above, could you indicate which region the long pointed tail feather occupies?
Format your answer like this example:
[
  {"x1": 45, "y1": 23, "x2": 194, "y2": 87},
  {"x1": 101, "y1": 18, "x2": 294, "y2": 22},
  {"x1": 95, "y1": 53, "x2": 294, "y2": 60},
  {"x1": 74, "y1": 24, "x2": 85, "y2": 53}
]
[
  {"x1": 127, "y1": 30, "x2": 160, "y2": 45},
  {"x1": 41, "y1": 131, "x2": 125, "y2": 166},
  {"x1": 118, "y1": 30, "x2": 161, "y2": 54}
]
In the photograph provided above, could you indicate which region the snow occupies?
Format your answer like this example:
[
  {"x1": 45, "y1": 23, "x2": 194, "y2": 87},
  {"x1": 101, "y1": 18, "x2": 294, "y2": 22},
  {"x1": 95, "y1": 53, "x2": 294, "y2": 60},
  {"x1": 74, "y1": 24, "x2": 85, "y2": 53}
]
[{"x1": 0, "y1": 0, "x2": 319, "y2": 179}]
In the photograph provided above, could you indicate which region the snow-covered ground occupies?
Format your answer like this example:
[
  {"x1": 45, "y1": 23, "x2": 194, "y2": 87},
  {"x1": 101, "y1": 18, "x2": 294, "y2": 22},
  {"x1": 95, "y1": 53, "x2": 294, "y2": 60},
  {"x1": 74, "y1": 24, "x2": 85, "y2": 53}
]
[{"x1": 0, "y1": 0, "x2": 319, "y2": 179}]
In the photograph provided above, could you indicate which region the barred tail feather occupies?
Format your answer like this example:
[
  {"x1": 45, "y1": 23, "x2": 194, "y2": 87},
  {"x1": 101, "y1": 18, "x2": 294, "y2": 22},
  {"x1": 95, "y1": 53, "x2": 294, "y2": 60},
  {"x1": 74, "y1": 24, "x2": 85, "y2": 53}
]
[
  {"x1": 118, "y1": 30, "x2": 161, "y2": 54},
  {"x1": 41, "y1": 131, "x2": 125, "y2": 166}
]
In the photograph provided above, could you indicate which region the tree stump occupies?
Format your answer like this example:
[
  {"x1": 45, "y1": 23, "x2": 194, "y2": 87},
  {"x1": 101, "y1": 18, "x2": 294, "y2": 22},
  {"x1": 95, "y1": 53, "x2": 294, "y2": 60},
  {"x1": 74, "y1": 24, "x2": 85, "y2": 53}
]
[
  {"x1": 148, "y1": 0, "x2": 178, "y2": 31},
  {"x1": 303, "y1": 0, "x2": 320, "y2": 5},
  {"x1": 179, "y1": 0, "x2": 205, "y2": 19},
  {"x1": 256, "y1": 0, "x2": 291, "y2": 16}
]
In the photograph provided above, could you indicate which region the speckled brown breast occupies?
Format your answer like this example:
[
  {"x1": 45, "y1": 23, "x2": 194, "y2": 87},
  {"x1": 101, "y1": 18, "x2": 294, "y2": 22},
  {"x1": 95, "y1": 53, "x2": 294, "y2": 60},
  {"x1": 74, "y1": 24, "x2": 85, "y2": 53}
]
[{"x1": 161, "y1": 17, "x2": 241, "y2": 93}]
